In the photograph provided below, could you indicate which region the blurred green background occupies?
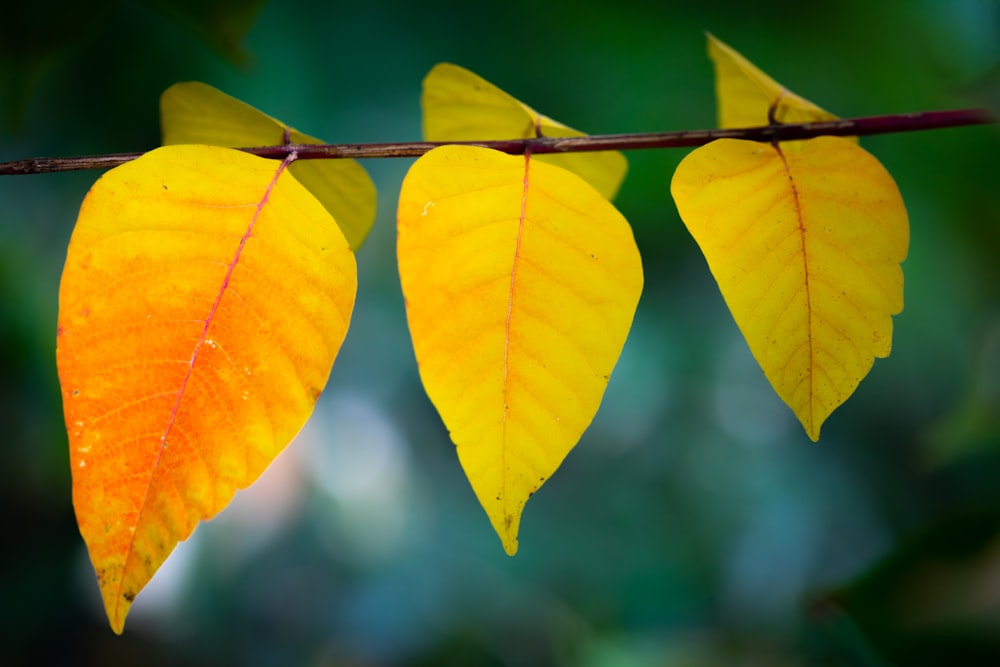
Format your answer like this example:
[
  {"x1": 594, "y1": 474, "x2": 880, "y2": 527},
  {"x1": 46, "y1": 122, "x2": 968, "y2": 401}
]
[{"x1": 2, "y1": 1, "x2": 999, "y2": 665}]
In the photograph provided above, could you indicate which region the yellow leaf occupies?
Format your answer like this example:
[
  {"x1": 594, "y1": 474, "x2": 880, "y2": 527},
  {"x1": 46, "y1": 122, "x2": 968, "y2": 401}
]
[
  {"x1": 160, "y1": 81, "x2": 377, "y2": 249},
  {"x1": 397, "y1": 145, "x2": 642, "y2": 554},
  {"x1": 57, "y1": 145, "x2": 356, "y2": 633},
  {"x1": 422, "y1": 63, "x2": 628, "y2": 200},
  {"x1": 707, "y1": 33, "x2": 856, "y2": 145},
  {"x1": 671, "y1": 137, "x2": 908, "y2": 440}
]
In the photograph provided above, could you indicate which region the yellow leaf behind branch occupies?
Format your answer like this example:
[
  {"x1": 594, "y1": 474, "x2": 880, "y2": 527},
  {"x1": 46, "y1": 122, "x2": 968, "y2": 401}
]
[
  {"x1": 398, "y1": 145, "x2": 642, "y2": 553},
  {"x1": 160, "y1": 81, "x2": 376, "y2": 249},
  {"x1": 671, "y1": 137, "x2": 908, "y2": 440},
  {"x1": 707, "y1": 33, "x2": 844, "y2": 129},
  {"x1": 422, "y1": 63, "x2": 628, "y2": 200}
]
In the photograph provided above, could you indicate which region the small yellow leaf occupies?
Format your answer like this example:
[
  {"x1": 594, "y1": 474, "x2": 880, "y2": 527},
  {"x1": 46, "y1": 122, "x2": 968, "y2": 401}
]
[
  {"x1": 707, "y1": 33, "x2": 856, "y2": 145},
  {"x1": 422, "y1": 63, "x2": 628, "y2": 200},
  {"x1": 671, "y1": 137, "x2": 908, "y2": 440},
  {"x1": 57, "y1": 145, "x2": 356, "y2": 633},
  {"x1": 160, "y1": 81, "x2": 377, "y2": 249},
  {"x1": 398, "y1": 145, "x2": 642, "y2": 553}
]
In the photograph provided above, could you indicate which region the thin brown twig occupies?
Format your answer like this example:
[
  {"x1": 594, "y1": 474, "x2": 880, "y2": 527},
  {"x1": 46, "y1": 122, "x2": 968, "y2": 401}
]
[{"x1": 0, "y1": 108, "x2": 993, "y2": 176}]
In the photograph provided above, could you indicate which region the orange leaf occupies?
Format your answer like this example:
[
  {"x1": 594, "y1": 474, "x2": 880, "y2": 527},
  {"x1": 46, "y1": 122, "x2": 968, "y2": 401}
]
[
  {"x1": 671, "y1": 137, "x2": 908, "y2": 440},
  {"x1": 397, "y1": 145, "x2": 642, "y2": 554},
  {"x1": 160, "y1": 81, "x2": 377, "y2": 249},
  {"x1": 57, "y1": 145, "x2": 356, "y2": 633},
  {"x1": 422, "y1": 63, "x2": 628, "y2": 200}
]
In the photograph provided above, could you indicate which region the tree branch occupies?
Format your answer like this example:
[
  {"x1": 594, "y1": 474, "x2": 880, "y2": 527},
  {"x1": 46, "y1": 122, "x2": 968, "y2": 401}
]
[{"x1": 1, "y1": 108, "x2": 993, "y2": 176}]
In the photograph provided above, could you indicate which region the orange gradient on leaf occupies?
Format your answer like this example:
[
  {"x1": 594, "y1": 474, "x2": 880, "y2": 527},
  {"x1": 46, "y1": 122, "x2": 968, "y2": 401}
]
[{"x1": 57, "y1": 145, "x2": 356, "y2": 633}]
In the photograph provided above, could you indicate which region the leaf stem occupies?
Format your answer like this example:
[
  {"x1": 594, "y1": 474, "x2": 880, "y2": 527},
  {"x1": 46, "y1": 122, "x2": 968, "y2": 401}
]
[{"x1": 1, "y1": 108, "x2": 993, "y2": 175}]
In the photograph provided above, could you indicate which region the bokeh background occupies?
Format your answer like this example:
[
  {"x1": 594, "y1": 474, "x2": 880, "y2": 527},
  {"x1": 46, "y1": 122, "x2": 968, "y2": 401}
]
[{"x1": 2, "y1": 1, "x2": 999, "y2": 665}]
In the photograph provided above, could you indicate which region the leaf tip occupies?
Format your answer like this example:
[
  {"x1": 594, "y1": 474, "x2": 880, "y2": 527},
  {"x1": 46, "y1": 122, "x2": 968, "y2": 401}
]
[
  {"x1": 109, "y1": 617, "x2": 127, "y2": 635},
  {"x1": 92, "y1": 565, "x2": 132, "y2": 634},
  {"x1": 107, "y1": 598, "x2": 130, "y2": 635},
  {"x1": 797, "y1": 411, "x2": 823, "y2": 442},
  {"x1": 496, "y1": 511, "x2": 521, "y2": 556}
]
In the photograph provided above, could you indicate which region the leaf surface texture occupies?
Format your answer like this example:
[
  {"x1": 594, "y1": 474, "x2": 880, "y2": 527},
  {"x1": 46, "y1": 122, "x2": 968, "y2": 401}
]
[
  {"x1": 57, "y1": 144, "x2": 356, "y2": 632},
  {"x1": 672, "y1": 136, "x2": 907, "y2": 439},
  {"x1": 398, "y1": 145, "x2": 642, "y2": 552}
]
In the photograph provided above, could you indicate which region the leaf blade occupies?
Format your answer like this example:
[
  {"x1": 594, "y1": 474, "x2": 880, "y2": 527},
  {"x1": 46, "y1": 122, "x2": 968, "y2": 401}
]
[
  {"x1": 57, "y1": 144, "x2": 356, "y2": 632},
  {"x1": 671, "y1": 137, "x2": 908, "y2": 439},
  {"x1": 397, "y1": 145, "x2": 642, "y2": 553}
]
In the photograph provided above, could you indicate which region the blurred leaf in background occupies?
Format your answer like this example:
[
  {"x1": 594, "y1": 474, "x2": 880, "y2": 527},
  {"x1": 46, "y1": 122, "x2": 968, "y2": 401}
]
[
  {"x1": 0, "y1": 0, "x2": 263, "y2": 130},
  {"x1": 142, "y1": 0, "x2": 266, "y2": 65},
  {"x1": 0, "y1": 2, "x2": 117, "y2": 129},
  {"x1": 825, "y1": 506, "x2": 1000, "y2": 666}
]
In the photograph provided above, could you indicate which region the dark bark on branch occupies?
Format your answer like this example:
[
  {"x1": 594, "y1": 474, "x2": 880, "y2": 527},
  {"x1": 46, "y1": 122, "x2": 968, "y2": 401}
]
[{"x1": 1, "y1": 108, "x2": 993, "y2": 176}]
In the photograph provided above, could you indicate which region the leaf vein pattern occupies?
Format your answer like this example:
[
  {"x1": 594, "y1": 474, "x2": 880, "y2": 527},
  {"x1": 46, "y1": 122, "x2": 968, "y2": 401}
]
[
  {"x1": 774, "y1": 144, "x2": 815, "y2": 428},
  {"x1": 742, "y1": 237, "x2": 805, "y2": 320},
  {"x1": 501, "y1": 154, "x2": 531, "y2": 520},
  {"x1": 116, "y1": 154, "x2": 296, "y2": 618},
  {"x1": 90, "y1": 391, "x2": 190, "y2": 426}
]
